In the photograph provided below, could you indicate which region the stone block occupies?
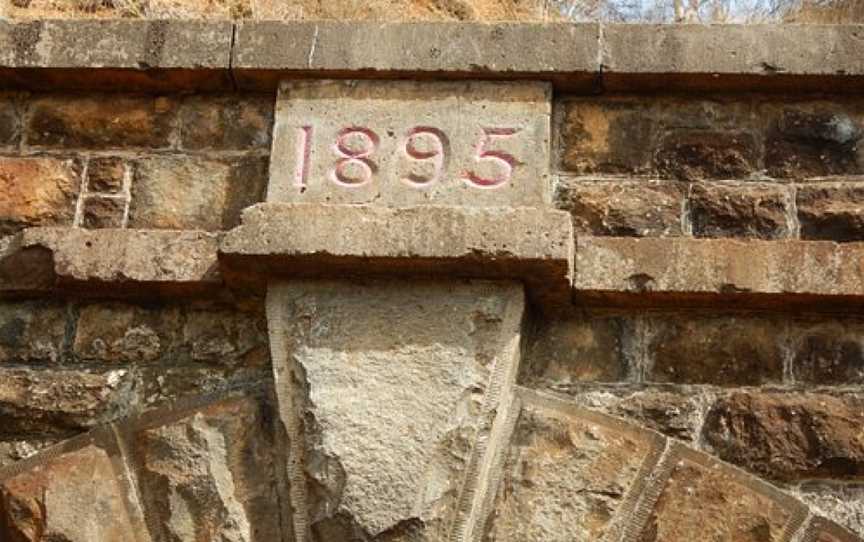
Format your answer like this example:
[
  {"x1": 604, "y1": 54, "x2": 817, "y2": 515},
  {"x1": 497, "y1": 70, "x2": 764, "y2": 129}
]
[
  {"x1": 0, "y1": 438, "x2": 149, "y2": 542},
  {"x1": 521, "y1": 314, "x2": 631, "y2": 384},
  {"x1": 790, "y1": 319, "x2": 864, "y2": 385},
  {"x1": 0, "y1": 437, "x2": 59, "y2": 469},
  {"x1": 86, "y1": 157, "x2": 127, "y2": 194},
  {"x1": 799, "y1": 485, "x2": 864, "y2": 538},
  {"x1": 129, "y1": 155, "x2": 268, "y2": 231},
  {"x1": 702, "y1": 392, "x2": 864, "y2": 483},
  {"x1": 654, "y1": 130, "x2": 759, "y2": 181},
  {"x1": 27, "y1": 95, "x2": 177, "y2": 149},
  {"x1": 483, "y1": 389, "x2": 663, "y2": 541},
  {"x1": 0, "y1": 228, "x2": 222, "y2": 295},
  {"x1": 268, "y1": 80, "x2": 551, "y2": 207},
  {"x1": 797, "y1": 185, "x2": 864, "y2": 242},
  {"x1": 0, "y1": 156, "x2": 80, "y2": 235},
  {"x1": 636, "y1": 444, "x2": 806, "y2": 541},
  {"x1": 132, "y1": 394, "x2": 282, "y2": 542},
  {"x1": 645, "y1": 314, "x2": 785, "y2": 386},
  {"x1": 805, "y1": 517, "x2": 864, "y2": 542},
  {"x1": 179, "y1": 94, "x2": 274, "y2": 150},
  {"x1": 0, "y1": 94, "x2": 20, "y2": 147},
  {"x1": 0, "y1": 366, "x2": 136, "y2": 435},
  {"x1": 0, "y1": 301, "x2": 67, "y2": 364},
  {"x1": 81, "y1": 197, "x2": 126, "y2": 229},
  {"x1": 182, "y1": 308, "x2": 269, "y2": 367},
  {"x1": 221, "y1": 203, "x2": 572, "y2": 311},
  {"x1": 573, "y1": 236, "x2": 864, "y2": 309},
  {"x1": 555, "y1": 180, "x2": 685, "y2": 237},
  {"x1": 73, "y1": 303, "x2": 182, "y2": 364},
  {"x1": 266, "y1": 279, "x2": 524, "y2": 539},
  {"x1": 689, "y1": 183, "x2": 792, "y2": 240}
]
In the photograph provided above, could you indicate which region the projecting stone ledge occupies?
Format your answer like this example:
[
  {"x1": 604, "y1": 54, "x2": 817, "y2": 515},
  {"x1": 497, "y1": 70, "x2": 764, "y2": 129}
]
[
  {"x1": 0, "y1": 228, "x2": 221, "y2": 298},
  {"x1": 220, "y1": 203, "x2": 573, "y2": 311},
  {"x1": 574, "y1": 236, "x2": 864, "y2": 309}
]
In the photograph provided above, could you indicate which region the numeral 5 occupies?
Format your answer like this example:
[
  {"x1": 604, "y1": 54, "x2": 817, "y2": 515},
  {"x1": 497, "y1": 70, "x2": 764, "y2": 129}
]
[{"x1": 463, "y1": 128, "x2": 521, "y2": 188}]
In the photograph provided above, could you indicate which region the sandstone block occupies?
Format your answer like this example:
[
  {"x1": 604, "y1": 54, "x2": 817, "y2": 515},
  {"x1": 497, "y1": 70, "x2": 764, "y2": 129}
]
[
  {"x1": 636, "y1": 444, "x2": 806, "y2": 541},
  {"x1": 555, "y1": 180, "x2": 684, "y2": 237},
  {"x1": 221, "y1": 203, "x2": 572, "y2": 311},
  {"x1": 129, "y1": 155, "x2": 268, "y2": 231},
  {"x1": 797, "y1": 185, "x2": 864, "y2": 242},
  {"x1": 132, "y1": 394, "x2": 282, "y2": 542},
  {"x1": 179, "y1": 94, "x2": 274, "y2": 150},
  {"x1": 182, "y1": 308, "x2": 269, "y2": 367},
  {"x1": 702, "y1": 392, "x2": 864, "y2": 482},
  {"x1": 483, "y1": 389, "x2": 663, "y2": 541},
  {"x1": 81, "y1": 196, "x2": 126, "y2": 229},
  {"x1": 573, "y1": 236, "x2": 864, "y2": 308},
  {"x1": 0, "y1": 94, "x2": 20, "y2": 147},
  {"x1": 74, "y1": 303, "x2": 181, "y2": 364},
  {"x1": 645, "y1": 314, "x2": 785, "y2": 386},
  {"x1": 267, "y1": 279, "x2": 524, "y2": 540},
  {"x1": 655, "y1": 130, "x2": 759, "y2": 181},
  {"x1": 0, "y1": 228, "x2": 221, "y2": 295},
  {"x1": 790, "y1": 319, "x2": 864, "y2": 385},
  {"x1": 0, "y1": 366, "x2": 136, "y2": 435},
  {"x1": 0, "y1": 439, "x2": 149, "y2": 542},
  {"x1": 521, "y1": 315, "x2": 631, "y2": 384},
  {"x1": 0, "y1": 156, "x2": 79, "y2": 235},
  {"x1": 27, "y1": 95, "x2": 177, "y2": 149},
  {"x1": 86, "y1": 157, "x2": 127, "y2": 194},
  {"x1": 689, "y1": 183, "x2": 792, "y2": 240},
  {"x1": 268, "y1": 80, "x2": 551, "y2": 207},
  {"x1": 0, "y1": 301, "x2": 67, "y2": 364}
]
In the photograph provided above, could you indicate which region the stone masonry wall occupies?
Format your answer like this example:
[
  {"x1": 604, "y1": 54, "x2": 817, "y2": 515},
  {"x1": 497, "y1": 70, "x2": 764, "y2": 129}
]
[{"x1": 2, "y1": 18, "x2": 864, "y2": 542}]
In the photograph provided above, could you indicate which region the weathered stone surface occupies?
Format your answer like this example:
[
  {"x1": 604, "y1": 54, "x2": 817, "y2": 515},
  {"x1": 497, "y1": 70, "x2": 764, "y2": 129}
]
[
  {"x1": 0, "y1": 228, "x2": 221, "y2": 294},
  {"x1": 484, "y1": 391, "x2": 661, "y2": 541},
  {"x1": 689, "y1": 183, "x2": 792, "y2": 240},
  {"x1": 521, "y1": 315, "x2": 630, "y2": 384},
  {"x1": 27, "y1": 95, "x2": 177, "y2": 149},
  {"x1": 0, "y1": 156, "x2": 79, "y2": 235},
  {"x1": 182, "y1": 307, "x2": 269, "y2": 367},
  {"x1": 573, "y1": 236, "x2": 864, "y2": 308},
  {"x1": 133, "y1": 394, "x2": 282, "y2": 542},
  {"x1": 791, "y1": 320, "x2": 864, "y2": 385},
  {"x1": 765, "y1": 108, "x2": 863, "y2": 178},
  {"x1": 0, "y1": 441, "x2": 148, "y2": 542},
  {"x1": 655, "y1": 130, "x2": 759, "y2": 181},
  {"x1": 267, "y1": 279, "x2": 524, "y2": 539},
  {"x1": 555, "y1": 180, "x2": 684, "y2": 237},
  {"x1": 86, "y1": 157, "x2": 127, "y2": 194},
  {"x1": 0, "y1": 94, "x2": 20, "y2": 147},
  {"x1": 0, "y1": 437, "x2": 59, "y2": 469},
  {"x1": 179, "y1": 94, "x2": 273, "y2": 150},
  {"x1": 0, "y1": 367, "x2": 136, "y2": 435},
  {"x1": 137, "y1": 366, "x2": 270, "y2": 408},
  {"x1": 129, "y1": 155, "x2": 268, "y2": 231},
  {"x1": 268, "y1": 80, "x2": 551, "y2": 207},
  {"x1": 637, "y1": 445, "x2": 803, "y2": 542},
  {"x1": 74, "y1": 303, "x2": 181, "y2": 364},
  {"x1": 0, "y1": 301, "x2": 66, "y2": 363},
  {"x1": 232, "y1": 22, "x2": 599, "y2": 88},
  {"x1": 703, "y1": 393, "x2": 864, "y2": 482},
  {"x1": 645, "y1": 314, "x2": 784, "y2": 385},
  {"x1": 222, "y1": 203, "x2": 571, "y2": 309},
  {"x1": 798, "y1": 185, "x2": 864, "y2": 242},
  {"x1": 81, "y1": 196, "x2": 126, "y2": 229},
  {"x1": 799, "y1": 484, "x2": 864, "y2": 538}
]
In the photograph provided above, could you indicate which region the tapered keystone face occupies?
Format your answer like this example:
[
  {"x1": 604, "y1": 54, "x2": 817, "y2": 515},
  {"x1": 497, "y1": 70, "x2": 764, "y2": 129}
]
[{"x1": 268, "y1": 80, "x2": 552, "y2": 207}]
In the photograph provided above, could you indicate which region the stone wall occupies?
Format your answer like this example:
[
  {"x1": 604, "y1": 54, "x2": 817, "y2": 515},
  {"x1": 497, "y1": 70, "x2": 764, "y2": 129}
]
[{"x1": 1, "y1": 18, "x2": 864, "y2": 542}]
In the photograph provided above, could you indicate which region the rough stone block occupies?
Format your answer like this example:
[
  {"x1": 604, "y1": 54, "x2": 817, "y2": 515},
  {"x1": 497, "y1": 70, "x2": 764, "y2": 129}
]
[
  {"x1": 132, "y1": 394, "x2": 282, "y2": 542},
  {"x1": 81, "y1": 197, "x2": 126, "y2": 229},
  {"x1": 0, "y1": 437, "x2": 60, "y2": 469},
  {"x1": 27, "y1": 95, "x2": 177, "y2": 149},
  {"x1": 0, "y1": 367, "x2": 136, "y2": 436},
  {"x1": 0, "y1": 438, "x2": 149, "y2": 542},
  {"x1": 790, "y1": 319, "x2": 864, "y2": 385},
  {"x1": 636, "y1": 444, "x2": 806, "y2": 541},
  {"x1": 221, "y1": 203, "x2": 572, "y2": 311},
  {"x1": 0, "y1": 228, "x2": 221, "y2": 295},
  {"x1": 0, "y1": 93, "x2": 20, "y2": 147},
  {"x1": 655, "y1": 130, "x2": 759, "y2": 181},
  {"x1": 799, "y1": 485, "x2": 864, "y2": 538},
  {"x1": 129, "y1": 155, "x2": 268, "y2": 231},
  {"x1": 179, "y1": 94, "x2": 274, "y2": 150},
  {"x1": 703, "y1": 392, "x2": 864, "y2": 483},
  {"x1": 573, "y1": 236, "x2": 864, "y2": 309},
  {"x1": 73, "y1": 303, "x2": 182, "y2": 364},
  {"x1": 555, "y1": 180, "x2": 685, "y2": 237},
  {"x1": 85, "y1": 157, "x2": 127, "y2": 194},
  {"x1": 268, "y1": 80, "x2": 551, "y2": 207},
  {"x1": 689, "y1": 183, "x2": 792, "y2": 240},
  {"x1": 182, "y1": 308, "x2": 269, "y2": 367},
  {"x1": 0, "y1": 156, "x2": 80, "y2": 235},
  {"x1": 483, "y1": 389, "x2": 663, "y2": 541},
  {"x1": 797, "y1": 185, "x2": 864, "y2": 242},
  {"x1": 521, "y1": 315, "x2": 631, "y2": 384},
  {"x1": 267, "y1": 279, "x2": 524, "y2": 540},
  {"x1": 645, "y1": 314, "x2": 785, "y2": 386},
  {"x1": 0, "y1": 301, "x2": 67, "y2": 364}
]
